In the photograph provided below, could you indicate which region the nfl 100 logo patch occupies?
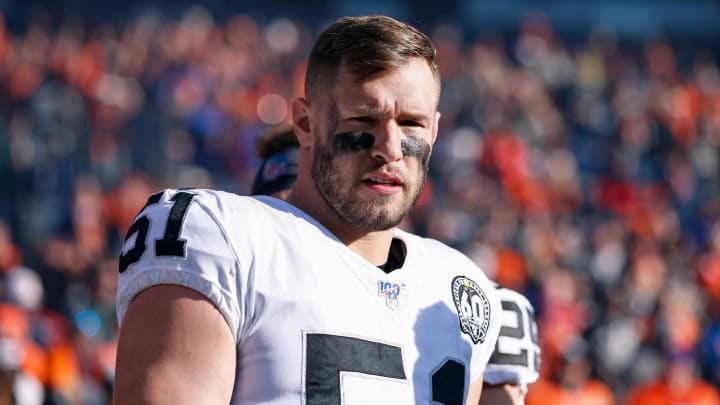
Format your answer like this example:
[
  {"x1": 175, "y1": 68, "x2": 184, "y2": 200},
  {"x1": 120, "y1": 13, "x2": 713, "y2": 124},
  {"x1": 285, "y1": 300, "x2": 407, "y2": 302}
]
[
  {"x1": 451, "y1": 276, "x2": 491, "y2": 344},
  {"x1": 378, "y1": 280, "x2": 404, "y2": 309}
]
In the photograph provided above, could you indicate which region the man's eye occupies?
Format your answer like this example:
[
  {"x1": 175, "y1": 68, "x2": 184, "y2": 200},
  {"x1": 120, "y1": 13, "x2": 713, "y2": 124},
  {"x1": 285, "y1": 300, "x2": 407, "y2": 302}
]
[{"x1": 400, "y1": 120, "x2": 423, "y2": 127}]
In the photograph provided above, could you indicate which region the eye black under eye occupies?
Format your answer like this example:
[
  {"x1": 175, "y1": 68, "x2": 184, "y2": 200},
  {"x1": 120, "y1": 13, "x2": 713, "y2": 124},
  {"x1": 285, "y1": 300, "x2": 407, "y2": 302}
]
[
  {"x1": 334, "y1": 131, "x2": 375, "y2": 153},
  {"x1": 350, "y1": 116, "x2": 374, "y2": 123}
]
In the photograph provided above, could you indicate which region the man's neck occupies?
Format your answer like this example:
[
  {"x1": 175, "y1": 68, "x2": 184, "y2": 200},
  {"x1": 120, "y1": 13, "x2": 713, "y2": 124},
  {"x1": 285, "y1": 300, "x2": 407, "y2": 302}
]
[
  {"x1": 287, "y1": 185, "x2": 395, "y2": 267},
  {"x1": 343, "y1": 230, "x2": 395, "y2": 267}
]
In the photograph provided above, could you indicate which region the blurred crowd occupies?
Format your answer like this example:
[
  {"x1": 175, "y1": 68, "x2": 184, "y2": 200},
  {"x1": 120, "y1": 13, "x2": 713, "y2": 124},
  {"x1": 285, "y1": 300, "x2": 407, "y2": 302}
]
[{"x1": 0, "y1": 5, "x2": 719, "y2": 404}]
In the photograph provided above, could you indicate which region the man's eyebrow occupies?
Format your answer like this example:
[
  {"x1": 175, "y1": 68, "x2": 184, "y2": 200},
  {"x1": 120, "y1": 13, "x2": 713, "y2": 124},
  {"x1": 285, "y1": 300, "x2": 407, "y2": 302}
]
[
  {"x1": 341, "y1": 104, "x2": 431, "y2": 119},
  {"x1": 343, "y1": 103, "x2": 380, "y2": 116},
  {"x1": 400, "y1": 110, "x2": 432, "y2": 121}
]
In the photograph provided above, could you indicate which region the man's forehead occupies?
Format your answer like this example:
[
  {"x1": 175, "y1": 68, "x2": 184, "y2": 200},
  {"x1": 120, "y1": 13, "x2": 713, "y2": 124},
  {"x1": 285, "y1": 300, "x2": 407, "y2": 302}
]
[
  {"x1": 335, "y1": 100, "x2": 435, "y2": 120},
  {"x1": 334, "y1": 77, "x2": 438, "y2": 114},
  {"x1": 333, "y1": 89, "x2": 438, "y2": 118}
]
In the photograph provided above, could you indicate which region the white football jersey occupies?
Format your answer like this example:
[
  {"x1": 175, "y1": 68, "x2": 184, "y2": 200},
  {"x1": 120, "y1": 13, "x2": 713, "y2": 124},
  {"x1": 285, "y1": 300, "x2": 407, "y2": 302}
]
[
  {"x1": 116, "y1": 189, "x2": 502, "y2": 404},
  {"x1": 483, "y1": 285, "x2": 541, "y2": 393}
]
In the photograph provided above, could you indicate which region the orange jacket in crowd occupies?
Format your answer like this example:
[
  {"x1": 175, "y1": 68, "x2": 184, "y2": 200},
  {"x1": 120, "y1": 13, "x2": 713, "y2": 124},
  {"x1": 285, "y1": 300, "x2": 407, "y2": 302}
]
[
  {"x1": 526, "y1": 378, "x2": 616, "y2": 405},
  {"x1": 624, "y1": 379, "x2": 720, "y2": 405}
]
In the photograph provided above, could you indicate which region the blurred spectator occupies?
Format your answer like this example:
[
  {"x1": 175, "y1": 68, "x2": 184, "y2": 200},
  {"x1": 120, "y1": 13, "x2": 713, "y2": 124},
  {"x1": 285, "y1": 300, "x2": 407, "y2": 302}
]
[
  {"x1": 0, "y1": 304, "x2": 45, "y2": 405},
  {"x1": 623, "y1": 351, "x2": 720, "y2": 405},
  {"x1": 526, "y1": 340, "x2": 615, "y2": 405},
  {"x1": 0, "y1": 221, "x2": 22, "y2": 274},
  {"x1": 700, "y1": 293, "x2": 720, "y2": 388}
]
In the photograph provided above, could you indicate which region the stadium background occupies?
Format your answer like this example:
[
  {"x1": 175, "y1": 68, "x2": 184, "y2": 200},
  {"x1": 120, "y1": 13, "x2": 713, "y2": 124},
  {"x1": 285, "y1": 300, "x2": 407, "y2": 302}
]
[{"x1": 0, "y1": 0, "x2": 720, "y2": 403}]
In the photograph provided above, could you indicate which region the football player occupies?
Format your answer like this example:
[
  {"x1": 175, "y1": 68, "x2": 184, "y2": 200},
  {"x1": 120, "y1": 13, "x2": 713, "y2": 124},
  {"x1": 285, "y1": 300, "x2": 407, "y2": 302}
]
[
  {"x1": 250, "y1": 127, "x2": 542, "y2": 405},
  {"x1": 480, "y1": 285, "x2": 541, "y2": 405},
  {"x1": 113, "y1": 15, "x2": 503, "y2": 404},
  {"x1": 250, "y1": 123, "x2": 300, "y2": 199}
]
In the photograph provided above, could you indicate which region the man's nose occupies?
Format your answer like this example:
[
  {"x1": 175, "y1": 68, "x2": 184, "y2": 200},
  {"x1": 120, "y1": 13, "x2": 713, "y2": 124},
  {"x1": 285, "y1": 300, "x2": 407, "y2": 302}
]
[{"x1": 371, "y1": 121, "x2": 403, "y2": 163}]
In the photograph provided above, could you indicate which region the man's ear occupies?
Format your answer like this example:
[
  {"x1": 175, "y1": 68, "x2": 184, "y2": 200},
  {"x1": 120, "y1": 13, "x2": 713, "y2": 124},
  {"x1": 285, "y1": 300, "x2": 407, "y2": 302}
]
[{"x1": 292, "y1": 97, "x2": 312, "y2": 147}]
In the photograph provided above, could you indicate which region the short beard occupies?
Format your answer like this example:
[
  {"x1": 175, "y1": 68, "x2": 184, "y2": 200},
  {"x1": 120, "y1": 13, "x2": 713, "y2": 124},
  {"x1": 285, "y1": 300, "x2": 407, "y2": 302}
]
[{"x1": 311, "y1": 136, "x2": 431, "y2": 232}]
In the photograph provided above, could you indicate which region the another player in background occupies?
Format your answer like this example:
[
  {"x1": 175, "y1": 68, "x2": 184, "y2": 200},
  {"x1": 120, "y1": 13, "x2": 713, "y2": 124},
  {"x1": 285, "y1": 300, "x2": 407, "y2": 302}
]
[
  {"x1": 251, "y1": 132, "x2": 541, "y2": 405},
  {"x1": 480, "y1": 285, "x2": 541, "y2": 405},
  {"x1": 250, "y1": 123, "x2": 299, "y2": 199},
  {"x1": 113, "y1": 15, "x2": 502, "y2": 404}
]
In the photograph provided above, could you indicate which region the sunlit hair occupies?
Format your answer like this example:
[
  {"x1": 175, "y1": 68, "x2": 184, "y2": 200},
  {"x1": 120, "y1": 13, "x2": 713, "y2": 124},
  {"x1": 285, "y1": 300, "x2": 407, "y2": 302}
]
[{"x1": 305, "y1": 15, "x2": 440, "y2": 100}]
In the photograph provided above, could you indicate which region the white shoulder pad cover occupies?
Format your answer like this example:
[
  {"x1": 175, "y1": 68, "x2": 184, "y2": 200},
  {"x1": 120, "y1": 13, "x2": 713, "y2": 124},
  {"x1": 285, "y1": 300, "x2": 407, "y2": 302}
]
[{"x1": 116, "y1": 189, "x2": 242, "y2": 341}]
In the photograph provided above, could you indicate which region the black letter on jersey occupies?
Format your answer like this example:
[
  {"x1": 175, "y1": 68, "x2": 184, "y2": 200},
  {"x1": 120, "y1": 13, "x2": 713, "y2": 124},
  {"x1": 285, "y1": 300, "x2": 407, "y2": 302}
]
[
  {"x1": 489, "y1": 300, "x2": 527, "y2": 366},
  {"x1": 119, "y1": 191, "x2": 196, "y2": 273},
  {"x1": 155, "y1": 192, "x2": 195, "y2": 257},
  {"x1": 432, "y1": 359, "x2": 465, "y2": 405},
  {"x1": 488, "y1": 300, "x2": 540, "y2": 372},
  {"x1": 305, "y1": 334, "x2": 406, "y2": 404},
  {"x1": 118, "y1": 216, "x2": 150, "y2": 274},
  {"x1": 305, "y1": 333, "x2": 466, "y2": 404}
]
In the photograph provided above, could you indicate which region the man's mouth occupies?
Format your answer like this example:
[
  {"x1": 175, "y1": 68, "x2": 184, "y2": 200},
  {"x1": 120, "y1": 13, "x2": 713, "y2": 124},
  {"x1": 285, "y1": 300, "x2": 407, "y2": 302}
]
[
  {"x1": 361, "y1": 174, "x2": 404, "y2": 195},
  {"x1": 365, "y1": 177, "x2": 400, "y2": 185}
]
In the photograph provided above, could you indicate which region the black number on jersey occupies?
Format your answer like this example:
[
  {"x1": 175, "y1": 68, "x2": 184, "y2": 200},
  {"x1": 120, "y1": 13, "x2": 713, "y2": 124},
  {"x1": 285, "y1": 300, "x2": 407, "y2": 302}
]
[
  {"x1": 305, "y1": 333, "x2": 465, "y2": 404},
  {"x1": 119, "y1": 191, "x2": 196, "y2": 273},
  {"x1": 488, "y1": 299, "x2": 541, "y2": 372},
  {"x1": 431, "y1": 359, "x2": 465, "y2": 405}
]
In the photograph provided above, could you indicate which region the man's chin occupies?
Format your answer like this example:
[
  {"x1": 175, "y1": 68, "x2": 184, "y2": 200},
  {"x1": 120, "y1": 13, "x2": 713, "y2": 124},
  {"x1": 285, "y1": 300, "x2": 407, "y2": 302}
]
[
  {"x1": 347, "y1": 208, "x2": 406, "y2": 231},
  {"x1": 354, "y1": 220, "x2": 401, "y2": 232}
]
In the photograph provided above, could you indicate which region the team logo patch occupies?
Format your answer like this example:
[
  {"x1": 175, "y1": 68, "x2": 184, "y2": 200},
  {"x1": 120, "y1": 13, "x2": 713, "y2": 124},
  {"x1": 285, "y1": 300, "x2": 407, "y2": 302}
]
[
  {"x1": 451, "y1": 276, "x2": 491, "y2": 344},
  {"x1": 378, "y1": 280, "x2": 404, "y2": 309}
]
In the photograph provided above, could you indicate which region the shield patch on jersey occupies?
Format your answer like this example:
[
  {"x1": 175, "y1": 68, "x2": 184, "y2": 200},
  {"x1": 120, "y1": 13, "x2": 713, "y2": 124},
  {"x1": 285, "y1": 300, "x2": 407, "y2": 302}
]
[{"x1": 451, "y1": 276, "x2": 491, "y2": 344}]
